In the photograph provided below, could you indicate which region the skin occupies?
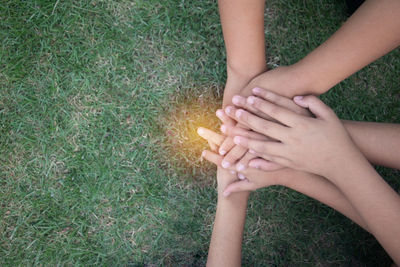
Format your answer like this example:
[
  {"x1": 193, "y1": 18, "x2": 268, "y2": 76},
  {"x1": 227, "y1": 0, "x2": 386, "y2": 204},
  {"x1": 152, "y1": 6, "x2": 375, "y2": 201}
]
[
  {"x1": 203, "y1": 89, "x2": 400, "y2": 265},
  {"x1": 219, "y1": 0, "x2": 400, "y2": 166},
  {"x1": 208, "y1": 0, "x2": 400, "y2": 265},
  {"x1": 227, "y1": 93, "x2": 400, "y2": 264}
]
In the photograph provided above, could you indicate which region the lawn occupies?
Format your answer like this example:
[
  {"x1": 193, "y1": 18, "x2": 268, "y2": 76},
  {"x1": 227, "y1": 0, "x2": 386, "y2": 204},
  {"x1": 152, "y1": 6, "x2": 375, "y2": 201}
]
[{"x1": 1, "y1": 0, "x2": 399, "y2": 265}]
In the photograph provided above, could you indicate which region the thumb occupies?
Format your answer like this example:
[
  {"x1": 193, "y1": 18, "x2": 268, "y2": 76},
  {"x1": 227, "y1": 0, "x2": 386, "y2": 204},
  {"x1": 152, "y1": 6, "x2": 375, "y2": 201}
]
[
  {"x1": 223, "y1": 180, "x2": 254, "y2": 196},
  {"x1": 293, "y1": 95, "x2": 334, "y2": 119}
]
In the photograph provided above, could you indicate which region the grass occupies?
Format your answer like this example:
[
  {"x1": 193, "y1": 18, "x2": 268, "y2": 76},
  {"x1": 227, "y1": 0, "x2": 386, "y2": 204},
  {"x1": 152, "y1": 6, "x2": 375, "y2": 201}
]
[{"x1": 1, "y1": 0, "x2": 399, "y2": 265}]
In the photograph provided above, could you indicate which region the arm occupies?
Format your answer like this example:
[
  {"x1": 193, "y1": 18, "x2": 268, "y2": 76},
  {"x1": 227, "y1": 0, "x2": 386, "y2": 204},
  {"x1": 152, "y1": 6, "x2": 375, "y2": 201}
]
[
  {"x1": 327, "y1": 151, "x2": 400, "y2": 265},
  {"x1": 198, "y1": 127, "x2": 371, "y2": 233},
  {"x1": 218, "y1": 0, "x2": 267, "y2": 107},
  {"x1": 247, "y1": 0, "x2": 400, "y2": 97},
  {"x1": 295, "y1": 0, "x2": 400, "y2": 95},
  {"x1": 229, "y1": 94, "x2": 400, "y2": 264},
  {"x1": 207, "y1": 170, "x2": 249, "y2": 267},
  {"x1": 343, "y1": 121, "x2": 400, "y2": 169}
]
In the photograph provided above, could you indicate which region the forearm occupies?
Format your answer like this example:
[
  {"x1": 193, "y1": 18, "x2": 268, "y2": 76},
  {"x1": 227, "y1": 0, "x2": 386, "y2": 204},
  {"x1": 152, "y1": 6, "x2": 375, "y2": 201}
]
[
  {"x1": 294, "y1": 0, "x2": 400, "y2": 95},
  {"x1": 218, "y1": 0, "x2": 267, "y2": 106},
  {"x1": 327, "y1": 156, "x2": 400, "y2": 264},
  {"x1": 276, "y1": 169, "x2": 370, "y2": 232},
  {"x1": 207, "y1": 169, "x2": 249, "y2": 267},
  {"x1": 343, "y1": 121, "x2": 400, "y2": 169}
]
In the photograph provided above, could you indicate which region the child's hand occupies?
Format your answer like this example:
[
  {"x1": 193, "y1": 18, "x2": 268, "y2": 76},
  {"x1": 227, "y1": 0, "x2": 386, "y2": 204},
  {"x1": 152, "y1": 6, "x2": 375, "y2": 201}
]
[
  {"x1": 232, "y1": 92, "x2": 362, "y2": 177},
  {"x1": 197, "y1": 127, "x2": 282, "y2": 196}
]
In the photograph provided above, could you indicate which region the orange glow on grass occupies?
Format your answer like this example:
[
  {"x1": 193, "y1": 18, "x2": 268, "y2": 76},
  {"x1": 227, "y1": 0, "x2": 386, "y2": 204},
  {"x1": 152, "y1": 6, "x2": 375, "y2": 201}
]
[{"x1": 161, "y1": 97, "x2": 221, "y2": 169}]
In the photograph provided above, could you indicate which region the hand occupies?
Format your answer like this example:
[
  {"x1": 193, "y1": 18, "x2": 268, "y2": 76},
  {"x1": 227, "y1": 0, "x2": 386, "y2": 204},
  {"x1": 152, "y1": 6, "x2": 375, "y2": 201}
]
[
  {"x1": 215, "y1": 109, "x2": 280, "y2": 173},
  {"x1": 198, "y1": 127, "x2": 282, "y2": 196},
  {"x1": 217, "y1": 65, "x2": 313, "y2": 172},
  {"x1": 231, "y1": 90, "x2": 362, "y2": 177}
]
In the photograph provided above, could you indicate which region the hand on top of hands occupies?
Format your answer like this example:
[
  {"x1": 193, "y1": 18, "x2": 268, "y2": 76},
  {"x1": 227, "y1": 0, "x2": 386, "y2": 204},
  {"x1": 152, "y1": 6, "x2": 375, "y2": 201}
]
[{"x1": 223, "y1": 87, "x2": 361, "y2": 178}]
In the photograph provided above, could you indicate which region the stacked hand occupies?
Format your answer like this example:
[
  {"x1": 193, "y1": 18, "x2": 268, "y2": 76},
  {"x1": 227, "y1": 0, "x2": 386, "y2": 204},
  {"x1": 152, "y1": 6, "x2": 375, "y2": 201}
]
[{"x1": 198, "y1": 87, "x2": 362, "y2": 195}]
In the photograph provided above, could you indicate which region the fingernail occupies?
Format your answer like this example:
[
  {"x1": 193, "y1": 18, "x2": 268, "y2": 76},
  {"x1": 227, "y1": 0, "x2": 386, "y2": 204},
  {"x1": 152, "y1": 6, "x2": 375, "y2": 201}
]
[
  {"x1": 225, "y1": 106, "x2": 232, "y2": 114},
  {"x1": 221, "y1": 160, "x2": 230, "y2": 168},
  {"x1": 252, "y1": 87, "x2": 262, "y2": 94},
  {"x1": 197, "y1": 128, "x2": 204, "y2": 135},
  {"x1": 201, "y1": 151, "x2": 206, "y2": 157},
  {"x1": 216, "y1": 109, "x2": 224, "y2": 118},
  {"x1": 238, "y1": 173, "x2": 246, "y2": 180},
  {"x1": 294, "y1": 96, "x2": 303, "y2": 102},
  {"x1": 219, "y1": 149, "x2": 227, "y2": 155},
  {"x1": 235, "y1": 109, "x2": 243, "y2": 118},
  {"x1": 232, "y1": 95, "x2": 241, "y2": 105},
  {"x1": 237, "y1": 163, "x2": 245, "y2": 171},
  {"x1": 223, "y1": 191, "x2": 231, "y2": 197},
  {"x1": 220, "y1": 125, "x2": 226, "y2": 133},
  {"x1": 233, "y1": 136, "x2": 242, "y2": 145},
  {"x1": 249, "y1": 149, "x2": 256, "y2": 154},
  {"x1": 230, "y1": 170, "x2": 236, "y2": 175},
  {"x1": 247, "y1": 96, "x2": 256, "y2": 105}
]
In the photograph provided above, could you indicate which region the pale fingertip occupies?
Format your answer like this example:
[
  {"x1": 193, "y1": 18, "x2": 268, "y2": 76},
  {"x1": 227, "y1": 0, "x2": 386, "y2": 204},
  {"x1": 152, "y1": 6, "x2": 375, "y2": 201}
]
[
  {"x1": 223, "y1": 191, "x2": 231, "y2": 197},
  {"x1": 201, "y1": 151, "x2": 206, "y2": 157},
  {"x1": 247, "y1": 96, "x2": 256, "y2": 105},
  {"x1": 293, "y1": 96, "x2": 304, "y2": 102},
  {"x1": 233, "y1": 136, "x2": 240, "y2": 145},
  {"x1": 232, "y1": 95, "x2": 241, "y2": 105},
  {"x1": 235, "y1": 109, "x2": 243, "y2": 118},
  {"x1": 236, "y1": 163, "x2": 245, "y2": 172},
  {"x1": 197, "y1": 127, "x2": 204, "y2": 135},
  {"x1": 219, "y1": 148, "x2": 227, "y2": 156},
  {"x1": 221, "y1": 160, "x2": 230, "y2": 168},
  {"x1": 225, "y1": 106, "x2": 232, "y2": 114},
  {"x1": 220, "y1": 125, "x2": 226, "y2": 133},
  {"x1": 248, "y1": 161, "x2": 260, "y2": 169},
  {"x1": 238, "y1": 173, "x2": 246, "y2": 180},
  {"x1": 249, "y1": 149, "x2": 256, "y2": 154},
  {"x1": 252, "y1": 87, "x2": 262, "y2": 94},
  {"x1": 216, "y1": 109, "x2": 224, "y2": 118},
  {"x1": 230, "y1": 170, "x2": 236, "y2": 175}
]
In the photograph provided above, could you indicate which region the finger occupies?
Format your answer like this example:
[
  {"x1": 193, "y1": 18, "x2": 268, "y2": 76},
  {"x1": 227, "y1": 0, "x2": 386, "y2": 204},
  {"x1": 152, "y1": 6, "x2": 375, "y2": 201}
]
[
  {"x1": 216, "y1": 109, "x2": 236, "y2": 126},
  {"x1": 202, "y1": 150, "x2": 237, "y2": 173},
  {"x1": 223, "y1": 179, "x2": 254, "y2": 196},
  {"x1": 235, "y1": 151, "x2": 257, "y2": 172},
  {"x1": 197, "y1": 127, "x2": 225, "y2": 146},
  {"x1": 232, "y1": 95, "x2": 259, "y2": 114},
  {"x1": 235, "y1": 109, "x2": 288, "y2": 141},
  {"x1": 218, "y1": 136, "x2": 235, "y2": 156},
  {"x1": 224, "y1": 105, "x2": 239, "y2": 121},
  {"x1": 233, "y1": 136, "x2": 285, "y2": 158},
  {"x1": 293, "y1": 95, "x2": 336, "y2": 120},
  {"x1": 247, "y1": 96, "x2": 305, "y2": 127},
  {"x1": 208, "y1": 140, "x2": 218, "y2": 152},
  {"x1": 221, "y1": 144, "x2": 247, "y2": 168},
  {"x1": 221, "y1": 124, "x2": 270, "y2": 141},
  {"x1": 248, "y1": 158, "x2": 284, "y2": 171},
  {"x1": 252, "y1": 87, "x2": 311, "y2": 117}
]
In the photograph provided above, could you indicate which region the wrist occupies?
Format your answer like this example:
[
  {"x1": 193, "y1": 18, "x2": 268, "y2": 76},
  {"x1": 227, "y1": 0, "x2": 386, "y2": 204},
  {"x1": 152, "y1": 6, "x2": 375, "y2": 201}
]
[
  {"x1": 322, "y1": 148, "x2": 368, "y2": 181},
  {"x1": 293, "y1": 59, "x2": 336, "y2": 95},
  {"x1": 223, "y1": 64, "x2": 267, "y2": 107},
  {"x1": 289, "y1": 62, "x2": 327, "y2": 96}
]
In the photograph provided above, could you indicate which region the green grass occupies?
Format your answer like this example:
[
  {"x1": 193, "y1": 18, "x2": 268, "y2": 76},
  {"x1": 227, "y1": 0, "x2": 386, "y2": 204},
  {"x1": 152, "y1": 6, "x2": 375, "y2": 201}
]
[{"x1": 1, "y1": 0, "x2": 399, "y2": 265}]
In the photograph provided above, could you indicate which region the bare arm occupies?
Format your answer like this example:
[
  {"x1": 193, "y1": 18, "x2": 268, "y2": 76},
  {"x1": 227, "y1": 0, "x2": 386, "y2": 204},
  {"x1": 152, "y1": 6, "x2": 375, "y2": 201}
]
[
  {"x1": 327, "y1": 154, "x2": 400, "y2": 265},
  {"x1": 296, "y1": 0, "x2": 400, "y2": 94},
  {"x1": 207, "y1": 168, "x2": 249, "y2": 267},
  {"x1": 218, "y1": 0, "x2": 267, "y2": 107},
  {"x1": 343, "y1": 121, "x2": 400, "y2": 169}
]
